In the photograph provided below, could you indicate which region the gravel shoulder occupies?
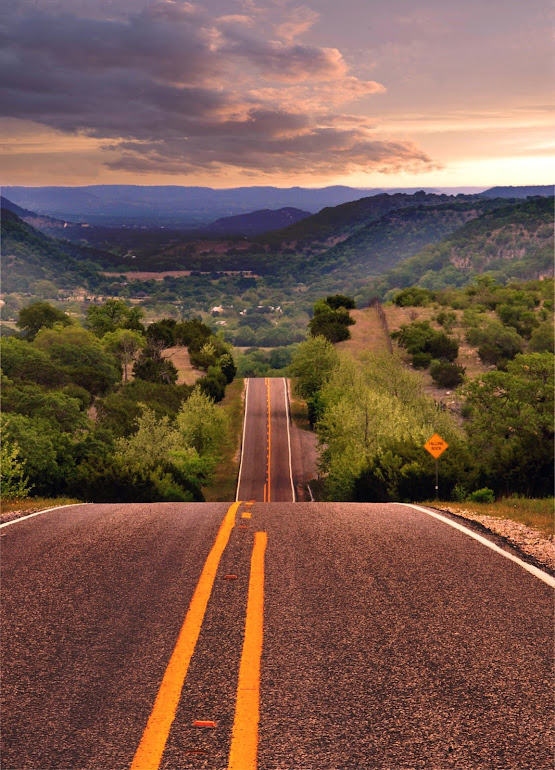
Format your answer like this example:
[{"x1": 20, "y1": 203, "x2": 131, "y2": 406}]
[{"x1": 433, "y1": 505, "x2": 554, "y2": 575}]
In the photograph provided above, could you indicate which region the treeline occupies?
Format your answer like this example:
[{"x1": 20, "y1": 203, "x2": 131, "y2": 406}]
[
  {"x1": 290, "y1": 282, "x2": 554, "y2": 501},
  {"x1": 1, "y1": 300, "x2": 236, "y2": 503}
]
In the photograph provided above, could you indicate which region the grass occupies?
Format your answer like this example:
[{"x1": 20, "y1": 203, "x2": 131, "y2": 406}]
[
  {"x1": 289, "y1": 388, "x2": 312, "y2": 431},
  {"x1": 433, "y1": 497, "x2": 554, "y2": 538},
  {"x1": 0, "y1": 497, "x2": 82, "y2": 519},
  {"x1": 164, "y1": 345, "x2": 204, "y2": 386},
  {"x1": 203, "y1": 377, "x2": 245, "y2": 502}
]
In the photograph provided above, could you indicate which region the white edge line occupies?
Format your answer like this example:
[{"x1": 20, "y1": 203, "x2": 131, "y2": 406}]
[
  {"x1": 283, "y1": 377, "x2": 296, "y2": 502},
  {"x1": 0, "y1": 503, "x2": 91, "y2": 529},
  {"x1": 235, "y1": 377, "x2": 250, "y2": 502},
  {"x1": 401, "y1": 503, "x2": 555, "y2": 588}
]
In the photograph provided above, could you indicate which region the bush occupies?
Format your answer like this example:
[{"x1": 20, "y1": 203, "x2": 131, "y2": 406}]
[
  {"x1": 467, "y1": 487, "x2": 495, "y2": 503},
  {"x1": 0, "y1": 441, "x2": 32, "y2": 500},
  {"x1": 394, "y1": 287, "x2": 433, "y2": 307},
  {"x1": 430, "y1": 360, "x2": 465, "y2": 388},
  {"x1": 325, "y1": 294, "x2": 356, "y2": 310},
  {"x1": 466, "y1": 321, "x2": 524, "y2": 367},
  {"x1": 412, "y1": 352, "x2": 433, "y2": 369}
]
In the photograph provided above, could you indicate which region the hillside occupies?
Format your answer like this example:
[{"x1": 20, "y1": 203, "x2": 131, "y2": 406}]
[
  {"x1": 258, "y1": 191, "x2": 479, "y2": 250},
  {"x1": 367, "y1": 197, "x2": 554, "y2": 299},
  {"x1": 201, "y1": 207, "x2": 311, "y2": 236},
  {"x1": 0, "y1": 209, "x2": 110, "y2": 293},
  {"x1": 293, "y1": 200, "x2": 506, "y2": 283}
]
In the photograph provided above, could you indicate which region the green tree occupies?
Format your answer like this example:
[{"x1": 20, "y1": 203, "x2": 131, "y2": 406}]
[
  {"x1": 0, "y1": 337, "x2": 69, "y2": 387},
  {"x1": 465, "y1": 321, "x2": 524, "y2": 368},
  {"x1": 0, "y1": 441, "x2": 32, "y2": 500},
  {"x1": 177, "y1": 388, "x2": 228, "y2": 456},
  {"x1": 325, "y1": 294, "x2": 356, "y2": 310},
  {"x1": 529, "y1": 321, "x2": 554, "y2": 353},
  {"x1": 133, "y1": 350, "x2": 178, "y2": 385},
  {"x1": 85, "y1": 299, "x2": 144, "y2": 337},
  {"x1": 102, "y1": 328, "x2": 145, "y2": 382},
  {"x1": 289, "y1": 336, "x2": 339, "y2": 400},
  {"x1": 33, "y1": 326, "x2": 121, "y2": 395},
  {"x1": 17, "y1": 301, "x2": 72, "y2": 340},
  {"x1": 461, "y1": 352, "x2": 554, "y2": 495}
]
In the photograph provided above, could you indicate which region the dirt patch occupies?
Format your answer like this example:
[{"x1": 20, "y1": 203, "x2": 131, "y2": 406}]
[{"x1": 163, "y1": 346, "x2": 204, "y2": 385}]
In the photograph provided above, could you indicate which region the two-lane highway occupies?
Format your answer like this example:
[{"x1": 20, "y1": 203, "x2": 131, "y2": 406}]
[
  {"x1": 1, "y1": 377, "x2": 554, "y2": 769},
  {"x1": 236, "y1": 378, "x2": 295, "y2": 503}
]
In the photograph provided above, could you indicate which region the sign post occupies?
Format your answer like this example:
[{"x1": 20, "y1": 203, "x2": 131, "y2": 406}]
[{"x1": 423, "y1": 433, "x2": 449, "y2": 499}]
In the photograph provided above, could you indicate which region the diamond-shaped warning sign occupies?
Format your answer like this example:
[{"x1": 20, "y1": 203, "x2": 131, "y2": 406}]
[{"x1": 424, "y1": 433, "x2": 448, "y2": 459}]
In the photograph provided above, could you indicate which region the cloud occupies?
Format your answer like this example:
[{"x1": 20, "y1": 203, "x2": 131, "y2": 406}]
[
  {"x1": 275, "y1": 5, "x2": 319, "y2": 42},
  {"x1": 0, "y1": 1, "x2": 437, "y2": 179}
]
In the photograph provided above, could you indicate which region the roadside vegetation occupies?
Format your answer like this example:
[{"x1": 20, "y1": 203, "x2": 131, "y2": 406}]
[
  {"x1": 1, "y1": 299, "x2": 238, "y2": 506},
  {"x1": 290, "y1": 283, "x2": 554, "y2": 508}
]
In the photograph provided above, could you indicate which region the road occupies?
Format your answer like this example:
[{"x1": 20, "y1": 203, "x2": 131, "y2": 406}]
[
  {"x1": 1, "y1": 378, "x2": 554, "y2": 769},
  {"x1": 236, "y1": 378, "x2": 295, "y2": 503}
]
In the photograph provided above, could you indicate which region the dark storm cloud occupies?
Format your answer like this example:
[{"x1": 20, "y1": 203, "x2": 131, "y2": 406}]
[{"x1": 0, "y1": 0, "x2": 437, "y2": 176}]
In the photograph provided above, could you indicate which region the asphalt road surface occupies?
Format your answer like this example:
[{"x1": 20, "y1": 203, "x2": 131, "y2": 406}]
[
  {"x1": 1, "y1": 378, "x2": 553, "y2": 770},
  {"x1": 236, "y1": 378, "x2": 295, "y2": 503}
]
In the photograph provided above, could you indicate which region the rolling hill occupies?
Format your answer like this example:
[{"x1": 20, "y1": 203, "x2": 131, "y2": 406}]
[
  {"x1": 0, "y1": 208, "x2": 111, "y2": 293},
  {"x1": 366, "y1": 196, "x2": 554, "y2": 300}
]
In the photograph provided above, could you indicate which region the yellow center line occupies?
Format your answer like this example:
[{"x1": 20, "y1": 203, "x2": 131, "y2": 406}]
[
  {"x1": 227, "y1": 531, "x2": 268, "y2": 770},
  {"x1": 266, "y1": 379, "x2": 272, "y2": 503},
  {"x1": 130, "y1": 501, "x2": 241, "y2": 770}
]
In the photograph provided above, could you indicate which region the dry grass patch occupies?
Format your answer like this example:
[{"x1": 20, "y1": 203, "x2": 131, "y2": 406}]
[
  {"x1": 434, "y1": 497, "x2": 554, "y2": 539},
  {"x1": 336, "y1": 306, "x2": 391, "y2": 358},
  {"x1": 203, "y1": 378, "x2": 245, "y2": 502},
  {"x1": 164, "y1": 346, "x2": 204, "y2": 385},
  {"x1": 0, "y1": 497, "x2": 83, "y2": 524}
]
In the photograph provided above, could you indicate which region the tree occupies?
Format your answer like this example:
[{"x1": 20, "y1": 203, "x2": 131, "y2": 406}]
[
  {"x1": 392, "y1": 321, "x2": 459, "y2": 364},
  {"x1": 325, "y1": 294, "x2": 356, "y2": 310},
  {"x1": 0, "y1": 337, "x2": 69, "y2": 387},
  {"x1": 102, "y1": 329, "x2": 145, "y2": 382},
  {"x1": 461, "y1": 352, "x2": 554, "y2": 495},
  {"x1": 529, "y1": 321, "x2": 554, "y2": 353},
  {"x1": 17, "y1": 301, "x2": 71, "y2": 340},
  {"x1": 177, "y1": 388, "x2": 228, "y2": 456},
  {"x1": 0, "y1": 441, "x2": 32, "y2": 500},
  {"x1": 116, "y1": 407, "x2": 181, "y2": 467},
  {"x1": 133, "y1": 350, "x2": 178, "y2": 385},
  {"x1": 289, "y1": 336, "x2": 339, "y2": 400},
  {"x1": 465, "y1": 321, "x2": 524, "y2": 368},
  {"x1": 33, "y1": 326, "x2": 121, "y2": 395},
  {"x1": 85, "y1": 299, "x2": 144, "y2": 337}
]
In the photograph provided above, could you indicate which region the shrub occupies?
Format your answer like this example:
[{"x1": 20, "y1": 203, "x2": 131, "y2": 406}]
[
  {"x1": 0, "y1": 442, "x2": 32, "y2": 500},
  {"x1": 412, "y1": 352, "x2": 433, "y2": 369},
  {"x1": 394, "y1": 287, "x2": 433, "y2": 307},
  {"x1": 430, "y1": 360, "x2": 465, "y2": 388},
  {"x1": 467, "y1": 487, "x2": 495, "y2": 503}
]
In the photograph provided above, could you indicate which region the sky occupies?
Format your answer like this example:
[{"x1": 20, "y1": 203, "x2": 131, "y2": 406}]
[{"x1": 1, "y1": 0, "x2": 553, "y2": 189}]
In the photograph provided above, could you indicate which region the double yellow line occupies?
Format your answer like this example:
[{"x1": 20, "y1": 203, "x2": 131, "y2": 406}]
[
  {"x1": 264, "y1": 378, "x2": 272, "y2": 503},
  {"x1": 131, "y1": 502, "x2": 266, "y2": 770}
]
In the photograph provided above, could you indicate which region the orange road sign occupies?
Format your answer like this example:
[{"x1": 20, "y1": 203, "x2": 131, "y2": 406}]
[{"x1": 424, "y1": 433, "x2": 449, "y2": 459}]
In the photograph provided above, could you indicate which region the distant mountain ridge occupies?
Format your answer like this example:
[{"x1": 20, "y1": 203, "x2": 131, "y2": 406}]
[
  {"x1": 478, "y1": 185, "x2": 553, "y2": 199},
  {"x1": 0, "y1": 183, "x2": 507, "y2": 228},
  {"x1": 2, "y1": 185, "x2": 383, "y2": 227},
  {"x1": 201, "y1": 207, "x2": 311, "y2": 236}
]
